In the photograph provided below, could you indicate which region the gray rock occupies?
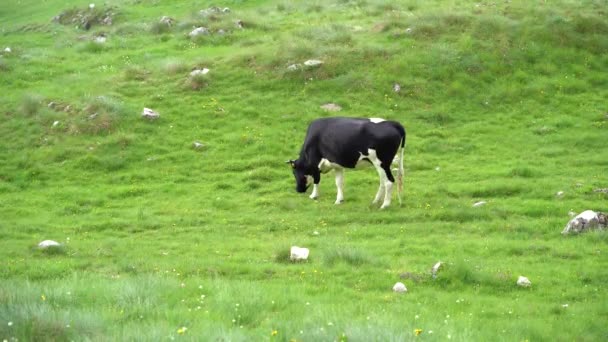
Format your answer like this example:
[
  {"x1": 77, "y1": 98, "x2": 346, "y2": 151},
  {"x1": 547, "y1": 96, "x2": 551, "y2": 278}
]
[
  {"x1": 393, "y1": 83, "x2": 401, "y2": 93},
  {"x1": 290, "y1": 246, "x2": 309, "y2": 261},
  {"x1": 142, "y1": 107, "x2": 159, "y2": 119},
  {"x1": 473, "y1": 201, "x2": 486, "y2": 207},
  {"x1": 392, "y1": 282, "x2": 407, "y2": 293},
  {"x1": 159, "y1": 16, "x2": 174, "y2": 26},
  {"x1": 562, "y1": 210, "x2": 607, "y2": 235},
  {"x1": 431, "y1": 261, "x2": 442, "y2": 279},
  {"x1": 286, "y1": 64, "x2": 301, "y2": 71},
  {"x1": 190, "y1": 68, "x2": 210, "y2": 77},
  {"x1": 517, "y1": 276, "x2": 531, "y2": 287},
  {"x1": 38, "y1": 240, "x2": 61, "y2": 248},
  {"x1": 304, "y1": 59, "x2": 323, "y2": 68},
  {"x1": 189, "y1": 27, "x2": 210, "y2": 37},
  {"x1": 320, "y1": 103, "x2": 342, "y2": 112}
]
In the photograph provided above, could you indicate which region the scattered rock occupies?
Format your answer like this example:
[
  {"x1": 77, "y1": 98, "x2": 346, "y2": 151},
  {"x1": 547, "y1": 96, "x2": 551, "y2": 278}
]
[
  {"x1": 304, "y1": 59, "x2": 323, "y2": 68},
  {"x1": 94, "y1": 34, "x2": 107, "y2": 43},
  {"x1": 473, "y1": 201, "x2": 486, "y2": 207},
  {"x1": 312, "y1": 230, "x2": 320, "y2": 236},
  {"x1": 392, "y1": 282, "x2": 407, "y2": 293},
  {"x1": 89, "y1": 3, "x2": 95, "y2": 10},
  {"x1": 556, "y1": 191, "x2": 564, "y2": 197},
  {"x1": 393, "y1": 83, "x2": 401, "y2": 93},
  {"x1": 568, "y1": 211, "x2": 577, "y2": 217},
  {"x1": 4, "y1": 47, "x2": 11, "y2": 53},
  {"x1": 53, "y1": 5, "x2": 116, "y2": 30},
  {"x1": 38, "y1": 240, "x2": 61, "y2": 248},
  {"x1": 192, "y1": 141, "x2": 204, "y2": 149},
  {"x1": 562, "y1": 210, "x2": 607, "y2": 235},
  {"x1": 142, "y1": 107, "x2": 160, "y2": 120},
  {"x1": 235, "y1": 20, "x2": 244, "y2": 29},
  {"x1": 189, "y1": 27, "x2": 210, "y2": 37},
  {"x1": 190, "y1": 68, "x2": 210, "y2": 77},
  {"x1": 290, "y1": 246, "x2": 309, "y2": 261},
  {"x1": 405, "y1": 27, "x2": 413, "y2": 34},
  {"x1": 593, "y1": 188, "x2": 608, "y2": 194},
  {"x1": 200, "y1": 7, "x2": 230, "y2": 17},
  {"x1": 217, "y1": 29, "x2": 226, "y2": 35},
  {"x1": 320, "y1": 103, "x2": 342, "y2": 112},
  {"x1": 286, "y1": 64, "x2": 301, "y2": 72},
  {"x1": 159, "y1": 16, "x2": 174, "y2": 27},
  {"x1": 52, "y1": 121, "x2": 60, "y2": 127},
  {"x1": 435, "y1": 166, "x2": 441, "y2": 172},
  {"x1": 517, "y1": 276, "x2": 531, "y2": 287},
  {"x1": 431, "y1": 262, "x2": 442, "y2": 279}
]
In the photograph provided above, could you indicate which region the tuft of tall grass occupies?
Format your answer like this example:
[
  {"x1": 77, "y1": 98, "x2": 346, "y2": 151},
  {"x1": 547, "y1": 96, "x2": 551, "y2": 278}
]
[{"x1": 20, "y1": 93, "x2": 43, "y2": 116}]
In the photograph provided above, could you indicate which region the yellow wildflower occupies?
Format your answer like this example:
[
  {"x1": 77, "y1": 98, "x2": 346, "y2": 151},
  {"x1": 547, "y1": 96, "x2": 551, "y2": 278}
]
[
  {"x1": 41, "y1": 294, "x2": 46, "y2": 301},
  {"x1": 414, "y1": 329, "x2": 423, "y2": 336},
  {"x1": 271, "y1": 330, "x2": 278, "y2": 336},
  {"x1": 177, "y1": 327, "x2": 187, "y2": 335}
]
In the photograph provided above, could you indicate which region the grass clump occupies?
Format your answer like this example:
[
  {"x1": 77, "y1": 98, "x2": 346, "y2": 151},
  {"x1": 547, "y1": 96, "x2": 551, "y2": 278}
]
[{"x1": 20, "y1": 93, "x2": 43, "y2": 116}]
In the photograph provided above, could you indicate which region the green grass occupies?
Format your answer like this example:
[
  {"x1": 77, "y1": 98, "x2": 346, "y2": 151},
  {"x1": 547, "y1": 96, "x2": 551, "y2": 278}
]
[{"x1": 1, "y1": 0, "x2": 607, "y2": 340}]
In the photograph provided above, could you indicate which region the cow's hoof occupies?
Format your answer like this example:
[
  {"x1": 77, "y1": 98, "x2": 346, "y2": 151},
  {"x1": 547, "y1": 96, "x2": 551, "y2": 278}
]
[
  {"x1": 309, "y1": 195, "x2": 318, "y2": 200},
  {"x1": 334, "y1": 199, "x2": 344, "y2": 205},
  {"x1": 380, "y1": 204, "x2": 390, "y2": 209}
]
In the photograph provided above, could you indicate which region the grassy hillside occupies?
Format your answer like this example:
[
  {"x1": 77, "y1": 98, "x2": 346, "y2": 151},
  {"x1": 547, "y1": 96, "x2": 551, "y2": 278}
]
[{"x1": 1, "y1": 0, "x2": 607, "y2": 340}]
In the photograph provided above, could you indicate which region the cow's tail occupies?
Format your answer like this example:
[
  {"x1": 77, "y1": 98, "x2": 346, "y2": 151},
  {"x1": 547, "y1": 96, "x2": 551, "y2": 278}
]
[{"x1": 395, "y1": 124, "x2": 406, "y2": 206}]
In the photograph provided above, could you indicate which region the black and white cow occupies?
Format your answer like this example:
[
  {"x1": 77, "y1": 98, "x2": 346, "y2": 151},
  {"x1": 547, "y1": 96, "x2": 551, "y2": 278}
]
[{"x1": 288, "y1": 117, "x2": 406, "y2": 209}]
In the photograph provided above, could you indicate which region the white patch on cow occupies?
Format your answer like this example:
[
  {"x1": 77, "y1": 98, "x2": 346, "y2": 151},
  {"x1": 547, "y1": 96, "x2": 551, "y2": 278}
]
[
  {"x1": 369, "y1": 117, "x2": 386, "y2": 123},
  {"x1": 309, "y1": 183, "x2": 320, "y2": 200},
  {"x1": 318, "y1": 158, "x2": 343, "y2": 173}
]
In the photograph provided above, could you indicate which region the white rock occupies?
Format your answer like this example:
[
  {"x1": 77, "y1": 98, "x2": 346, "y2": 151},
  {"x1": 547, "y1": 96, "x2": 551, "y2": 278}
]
[
  {"x1": 320, "y1": 103, "x2": 342, "y2": 112},
  {"x1": 312, "y1": 231, "x2": 320, "y2": 236},
  {"x1": 290, "y1": 246, "x2": 309, "y2": 261},
  {"x1": 517, "y1": 276, "x2": 531, "y2": 287},
  {"x1": 556, "y1": 191, "x2": 564, "y2": 197},
  {"x1": 159, "y1": 16, "x2": 174, "y2": 26},
  {"x1": 190, "y1": 68, "x2": 210, "y2": 77},
  {"x1": 303, "y1": 59, "x2": 323, "y2": 67},
  {"x1": 189, "y1": 27, "x2": 210, "y2": 37},
  {"x1": 435, "y1": 166, "x2": 441, "y2": 171},
  {"x1": 562, "y1": 210, "x2": 607, "y2": 235},
  {"x1": 89, "y1": 3, "x2": 95, "y2": 9},
  {"x1": 431, "y1": 262, "x2": 442, "y2": 278},
  {"x1": 192, "y1": 141, "x2": 204, "y2": 149},
  {"x1": 286, "y1": 64, "x2": 301, "y2": 71},
  {"x1": 4, "y1": 47, "x2": 11, "y2": 53},
  {"x1": 473, "y1": 201, "x2": 486, "y2": 207},
  {"x1": 393, "y1": 83, "x2": 401, "y2": 92},
  {"x1": 52, "y1": 121, "x2": 60, "y2": 127},
  {"x1": 142, "y1": 107, "x2": 160, "y2": 119},
  {"x1": 38, "y1": 240, "x2": 61, "y2": 248},
  {"x1": 392, "y1": 282, "x2": 407, "y2": 293},
  {"x1": 94, "y1": 35, "x2": 106, "y2": 44},
  {"x1": 405, "y1": 27, "x2": 413, "y2": 34}
]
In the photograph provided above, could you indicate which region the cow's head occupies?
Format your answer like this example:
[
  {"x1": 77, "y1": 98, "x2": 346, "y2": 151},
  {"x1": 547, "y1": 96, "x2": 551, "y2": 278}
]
[{"x1": 287, "y1": 159, "x2": 309, "y2": 193}]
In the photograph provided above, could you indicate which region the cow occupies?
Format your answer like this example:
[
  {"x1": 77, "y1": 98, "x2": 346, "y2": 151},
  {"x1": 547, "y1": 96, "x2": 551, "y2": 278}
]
[{"x1": 288, "y1": 117, "x2": 406, "y2": 209}]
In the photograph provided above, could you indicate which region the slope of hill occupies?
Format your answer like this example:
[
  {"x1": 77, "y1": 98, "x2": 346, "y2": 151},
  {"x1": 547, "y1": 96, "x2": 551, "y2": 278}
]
[{"x1": 1, "y1": 0, "x2": 607, "y2": 340}]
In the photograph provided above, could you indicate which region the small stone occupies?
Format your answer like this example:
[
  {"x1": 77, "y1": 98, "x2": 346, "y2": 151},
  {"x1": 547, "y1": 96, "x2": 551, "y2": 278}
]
[
  {"x1": 435, "y1": 166, "x2": 440, "y2": 171},
  {"x1": 52, "y1": 121, "x2": 60, "y2": 127},
  {"x1": 189, "y1": 27, "x2": 210, "y2": 37},
  {"x1": 290, "y1": 246, "x2": 309, "y2": 261},
  {"x1": 303, "y1": 59, "x2": 323, "y2": 68},
  {"x1": 94, "y1": 35, "x2": 106, "y2": 43},
  {"x1": 193, "y1": 141, "x2": 204, "y2": 149},
  {"x1": 286, "y1": 64, "x2": 301, "y2": 71},
  {"x1": 393, "y1": 282, "x2": 407, "y2": 293},
  {"x1": 393, "y1": 83, "x2": 401, "y2": 92},
  {"x1": 38, "y1": 240, "x2": 61, "y2": 248},
  {"x1": 312, "y1": 231, "x2": 320, "y2": 236},
  {"x1": 593, "y1": 188, "x2": 608, "y2": 194},
  {"x1": 142, "y1": 107, "x2": 159, "y2": 119},
  {"x1": 4, "y1": 47, "x2": 11, "y2": 53},
  {"x1": 431, "y1": 262, "x2": 442, "y2": 278},
  {"x1": 517, "y1": 276, "x2": 531, "y2": 287},
  {"x1": 320, "y1": 103, "x2": 342, "y2": 112},
  {"x1": 48, "y1": 102, "x2": 56, "y2": 108},
  {"x1": 217, "y1": 29, "x2": 226, "y2": 35},
  {"x1": 159, "y1": 16, "x2": 174, "y2": 26},
  {"x1": 556, "y1": 191, "x2": 564, "y2": 197},
  {"x1": 190, "y1": 68, "x2": 210, "y2": 77},
  {"x1": 235, "y1": 20, "x2": 244, "y2": 29},
  {"x1": 89, "y1": 3, "x2": 95, "y2": 9},
  {"x1": 405, "y1": 27, "x2": 413, "y2": 34},
  {"x1": 473, "y1": 201, "x2": 486, "y2": 207}
]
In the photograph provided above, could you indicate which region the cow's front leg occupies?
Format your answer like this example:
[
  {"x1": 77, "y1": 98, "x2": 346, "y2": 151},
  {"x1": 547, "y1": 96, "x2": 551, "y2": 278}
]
[
  {"x1": 309, "y1": 172, "x2": 321, "y2": 200},
  {"x1": 381, "y1": 180, "x2": 393, "y2": 209},
  {"x1": 309, "y1": 184, "x2": 319, "y2": 200},
  {"x1": 334, "y1": 168, "x2": 344, "y2": 204}
]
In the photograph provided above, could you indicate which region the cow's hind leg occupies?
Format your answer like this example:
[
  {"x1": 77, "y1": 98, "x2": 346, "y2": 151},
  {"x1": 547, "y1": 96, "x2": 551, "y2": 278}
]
[
  {"x1": 372, "y1": 177, "x2": 385, "y2": 205},
  {"x1": 372, "y1": 161, "x2": 395, "y2": 209},
  {"x1": 334, "y1": 168, "x2": 344, "y2": 204}
]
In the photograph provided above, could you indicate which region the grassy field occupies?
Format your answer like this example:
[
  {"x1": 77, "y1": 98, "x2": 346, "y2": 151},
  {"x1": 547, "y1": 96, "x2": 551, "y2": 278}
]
[{"x1": 1, "y1": 0, "x2": 607, "y2": 340}]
